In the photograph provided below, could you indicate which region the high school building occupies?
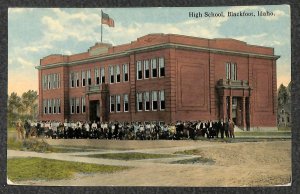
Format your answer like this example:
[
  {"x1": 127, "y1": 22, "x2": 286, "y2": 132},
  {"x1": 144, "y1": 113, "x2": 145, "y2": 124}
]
[{"x1": 36, "y1": 33, "x2": 279, "y2": 130}]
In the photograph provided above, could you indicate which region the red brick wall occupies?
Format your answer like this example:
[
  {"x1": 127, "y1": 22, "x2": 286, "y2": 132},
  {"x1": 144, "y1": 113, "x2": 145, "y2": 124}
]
[{"x1": 38, "y1": 34, "x2": 277, "y2": 127}]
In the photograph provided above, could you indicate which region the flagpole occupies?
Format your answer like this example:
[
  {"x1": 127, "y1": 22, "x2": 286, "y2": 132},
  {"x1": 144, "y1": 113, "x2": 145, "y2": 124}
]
[{"x1": 101, "y1": 10, "x2": 103, "y2": 43}]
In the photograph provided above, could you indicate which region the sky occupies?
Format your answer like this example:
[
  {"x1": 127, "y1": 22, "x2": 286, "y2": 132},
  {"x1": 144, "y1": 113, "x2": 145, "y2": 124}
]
[{"x1": 8, "y1": 5, "x2": 291, "y2": 95}]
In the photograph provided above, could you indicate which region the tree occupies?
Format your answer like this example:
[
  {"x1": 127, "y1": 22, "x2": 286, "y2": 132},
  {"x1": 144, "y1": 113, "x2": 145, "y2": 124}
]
[
  {"x1": 21, "y1": 90, "x2": 38, "y2": 120},
  {"x1": 277, "y1": 84, "x2": 288, "y2": 109},
  {"x1": 7, "y1": 92, "x2": 23, "y2": 126},
  {"x1": 7, "y1": 90, "x2": 38, "y2": 127}
]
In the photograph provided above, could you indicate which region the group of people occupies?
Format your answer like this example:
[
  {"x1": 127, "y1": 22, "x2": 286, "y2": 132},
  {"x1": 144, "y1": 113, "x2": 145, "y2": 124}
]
[{"x1": 16, "y1": 119, "x2": 236, "y2": 140}]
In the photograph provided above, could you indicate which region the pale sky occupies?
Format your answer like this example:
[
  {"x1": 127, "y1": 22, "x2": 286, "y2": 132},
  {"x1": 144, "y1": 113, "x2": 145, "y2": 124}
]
[{"x1": 8, "y1": 5, "x2": 291, "y2": 95}]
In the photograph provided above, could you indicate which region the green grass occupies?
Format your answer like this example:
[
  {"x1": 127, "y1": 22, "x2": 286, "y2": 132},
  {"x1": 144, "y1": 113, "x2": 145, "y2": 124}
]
[
  {"x1": 235, "y1": 131, "x2": 291, "y2": 136},
  {"x1": 80, "y1": 152, "x2": 177, "y2": 160},
  {"x1": 170, "y1": 157, "x2": 215, "y2": 164},
  {"x1": 174, "y1": 149, "x2": 201, "y2": 155},
  {"x1": 278, "y1": 126, "x2": 291, "y2": 131},
  {"x1": 7, "y1": 157, "x2": 130, "y2": 182},
  {"x1": 7, "y1": 138, "x2": 101, "y2": 153}
]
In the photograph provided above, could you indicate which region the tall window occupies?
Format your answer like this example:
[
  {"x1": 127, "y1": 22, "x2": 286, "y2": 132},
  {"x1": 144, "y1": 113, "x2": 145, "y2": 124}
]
[
  {"x1": 53, "y1": 99, "x2": 56, "y2": 114},
  {"x1": 70, "y1": 98, "x2": 75, "y2": 114},
  {"x1": 109, "y1": 66, "x2": 114, "y2": 83},
  {"x1": 160, "y1": 90, "x2": 165, "y2": 110},
  {"x1": 123, "y1": 64, "x2": 129, "y2": 82},
  {"x1": 43, "y1": 75, "x2": 47, "y2": 90},
  {"x1": 116, "y1": 65, "x2": 121, "y2": 83},
  {"x1": 76, "y1": 98, "x2": 80, "y2": 114},
  {"x1": 152, "y1": 91, "x2": 158, "y2": 111},
  {"x1": 137, "y1": 61, "x2": 142, "y2": 80},
  {"x1": 69, "y1": 73, "x2": 75, "y2": 88},
  {"x1": 137, "y1": 93, "x2": 143, "y2": 111},
  {"x1": 75, "y1": 72, "x2": 80, "y2": 87},
  {"x1": 48, "y1": 74, "x2": 51, "y2": 89},
  {"x1": 57, "y1": 99, "x2": 61, "y2": 114},
  {"x1": 124, "y1": 94, "x2": 129, "y2": 112},
  {"x1": 144, "y1": 92, "x2": 150, "y2": 111},
  {"x1": 226, "y1": 62, "x2": 237, "y2": 80},
  {"x1": 144, "y1": 60, "x2": 150, "y2": 79},
  {"x1": 100, "y1": 67, "x2": 105, "y2": 83},
  {"x1": 48, "y1": 99, "x2": 52, "y2": 114},
  {"x1": 58, "y1": 73, "x2": 60, "y2": 88},
  {"x1": 53, "y1": 74, "x2": 57, "y2": 89},
  {"x1": 110, "y1": 95, "x2": 115, "y2": 112},
  {"x1": 43, "y1": 99, "x2": 47, "y2": 114},
  {"x1": 151, "y1": 58, "x2": 157, "y2": 78},
  {"x1": 82, "y1": 71, "x2": 86, "y2": 87},
  {"x1": 159, "y1": 57, "x2": 165, "y2": 77},
  {"x1": 87, "y1": 70, "x2": 91, "y2": 86},
  {"x1": 116, "y1": 95, "x2": 121, "y2": 112},
  {"x1": 95, "y1": 68, "x2": 100, "y2": 85},
  {"x1": 81, "y1": 97, "x2": 86, "y2": 113}
]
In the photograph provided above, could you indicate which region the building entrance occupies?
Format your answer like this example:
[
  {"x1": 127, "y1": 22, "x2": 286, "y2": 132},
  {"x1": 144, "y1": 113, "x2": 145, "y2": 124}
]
[
  {"x1": 225, "y1": 96, "x2": 250, "y2": 130},
  {"x1": 89, "y1": 100, "x2": 100, "y2": 122}
]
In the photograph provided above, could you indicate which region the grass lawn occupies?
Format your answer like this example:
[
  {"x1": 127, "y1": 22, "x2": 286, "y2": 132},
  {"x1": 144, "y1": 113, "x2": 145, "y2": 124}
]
[
  {"x1": 7, "y1": 157, "x2": 130, "y2": 182},
  {"x1": 80, "y1": 152, "x2": 177, "y2": 160},
  {"x1": 235, "y1": 131, "x2": 291, "y2": 137},
  {"x1": 174, "y1": 149, "x2": 201, "y2": 155},
  {"x1": 170, "y1": 157, "x2": 215, "y2": 164}
]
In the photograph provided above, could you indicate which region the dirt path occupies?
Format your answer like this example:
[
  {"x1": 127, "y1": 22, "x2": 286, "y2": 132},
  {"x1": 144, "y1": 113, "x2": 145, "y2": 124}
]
[{"x1": 7, "y1": 140, "x2": 291, "y2": 186}]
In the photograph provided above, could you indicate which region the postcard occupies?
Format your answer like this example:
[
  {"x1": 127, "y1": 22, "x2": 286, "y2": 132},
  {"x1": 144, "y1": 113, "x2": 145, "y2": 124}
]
[{"x1": 7, "y1": 5, "x2": 291, "y2": 187}]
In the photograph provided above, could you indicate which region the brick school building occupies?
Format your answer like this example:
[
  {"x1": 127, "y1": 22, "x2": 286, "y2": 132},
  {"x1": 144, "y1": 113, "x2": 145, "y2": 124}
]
[{"x1": 36, "y1": 33, "x2": 279, "y2": 130}]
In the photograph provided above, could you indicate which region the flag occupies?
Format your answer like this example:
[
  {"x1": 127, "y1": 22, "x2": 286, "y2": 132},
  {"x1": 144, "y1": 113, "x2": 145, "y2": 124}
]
[{"x1": 101, "y1": 11, "x2": 115, "y2": 27}]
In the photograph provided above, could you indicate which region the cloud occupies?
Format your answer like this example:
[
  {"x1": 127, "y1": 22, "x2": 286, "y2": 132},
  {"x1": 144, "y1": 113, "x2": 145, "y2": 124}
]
[
  {"x1": 8, "y1": 8, "x2": 33, "y2": 14},
  {"x1": 16, "y1": 57, "x2": 35, "y2": 68}
]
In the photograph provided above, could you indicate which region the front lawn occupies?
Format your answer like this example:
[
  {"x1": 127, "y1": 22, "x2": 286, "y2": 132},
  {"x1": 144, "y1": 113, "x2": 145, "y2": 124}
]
[
  {"x1": 80, "y1": 152, "x2": 176, "y2": 160},
  {"x1": 7, "y1": 157, "x2": 130, "y2": 182}
]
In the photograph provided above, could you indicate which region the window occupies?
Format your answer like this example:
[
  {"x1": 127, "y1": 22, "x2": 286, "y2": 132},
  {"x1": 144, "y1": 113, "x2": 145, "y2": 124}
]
[
  {"x1": 100, "y1": 67, "x2": 105, "y2": 83},
  {"x1": 151, "y1": 58, "x2": 157, "y2": 78},
  {"x1": 48, "y1": 99, "x2": 52, "y2": 114},
  {"x1": 124, "y1": 94, "x2": 129, "y2": 112},
  {"x1": 137, "y1": 93, "x2": 143, "y2": 111},
  {"x1": 43, "y1": 99, "x2": 47, "y2": 114},
  {"x1": 76, "y1": 98, "x2": 80, "y2": 114},
  {"x1": 53, "y1": 99, "x2": 56, "y2": 114},
  {"x1": 109, "y1": 66, "x2": 114, "y2": 83},
  {"x1": 53, "y1": 74, "x2": 57, "y2": 89},
  {"x1": 116, "y1": 95, "x2": 121, "y2": 112},
  {"x1": 70, "y1": 98, "x2": 75, "y2": 114},
  {"x1": 116, "y1": 65, "x2": 121, "y2": 83},
  {"x1": 48, "y1": 74, "x2": 51, "y2": 89},
  {"x1": 144, "y1": 92, "x2": 150, "y2": 111},
  {"x1": 95, "y1": 68, "x2": 100, "y2": 85},
  {"x1": 123, "y1": 64, "x2": 129, "y2": 82},
  {"x1": 87, "y1": 70, "x2": 91, "y2": 86},
  {"x1": 82, "y1": 71, "x2": 86, "y2": 87},
  {"x1": 226, "y1": 62, "x2": 237, "y2": 80},
  {"x1": 58, "y1": 73, "x2": 60, "y2": 88},
  {"x1": 144, "y1": 60, "x2": 150, "y2": 79},
  {"x1": 57, "y1": 99, "x2": 61, "y2": 114},
  {"x1": 287, "y1": 117, "x2": 290, "y2": 123},
  {"x1": 137, "y1": 61, "x2": 142, "y2": 80},
  {"x1": 70, "y1": 72, "x2": 75, "y2": 88},
  {"x1": 82, "y1": 97, "x2": 86, "y2": 113},
  {"x1": 43, "y1": 75, "x2": 47, "y2": 90},
  {"x1": 152, "y1": 91, "x2": 158, "y2": 111},
  {"x1": 110, "y1": 96, "x2": 115, "y2": 112},
  {"x1": 159, "y1": 57, "x2": 165, "y2": 77},
  {"x1": 75, "y1": 72, "x2": 80, "y2": 87},
  {"x1": 160, "y1": 90, "x2": 165, "y2": 110}
]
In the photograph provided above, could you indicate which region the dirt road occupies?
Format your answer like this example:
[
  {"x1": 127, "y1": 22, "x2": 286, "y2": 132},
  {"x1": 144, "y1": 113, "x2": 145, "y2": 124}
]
[{"x1": 7, "y1": 140, "x2": 291, "y2": 186}]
